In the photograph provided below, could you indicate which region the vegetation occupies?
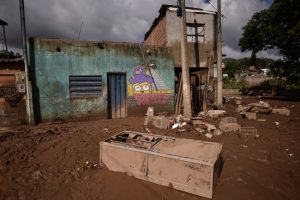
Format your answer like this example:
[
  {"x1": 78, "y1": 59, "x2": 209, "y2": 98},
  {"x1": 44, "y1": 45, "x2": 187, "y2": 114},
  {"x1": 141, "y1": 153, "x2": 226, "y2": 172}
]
[{"x1": 239, "y1": 0, "x2": 300, "y2": 81}]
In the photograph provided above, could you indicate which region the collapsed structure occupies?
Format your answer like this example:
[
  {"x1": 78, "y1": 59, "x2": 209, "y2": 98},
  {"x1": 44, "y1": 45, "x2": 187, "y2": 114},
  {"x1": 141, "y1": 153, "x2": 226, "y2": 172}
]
[{"x1": 144, "y1": 5, "x2": 219, "y2": 114}]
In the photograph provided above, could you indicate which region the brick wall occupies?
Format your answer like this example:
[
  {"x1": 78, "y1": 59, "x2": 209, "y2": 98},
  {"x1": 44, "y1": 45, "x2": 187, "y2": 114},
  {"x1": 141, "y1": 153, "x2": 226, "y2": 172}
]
[{"x1": 144, "y1": 16, "x2": 167, "y2": 46}]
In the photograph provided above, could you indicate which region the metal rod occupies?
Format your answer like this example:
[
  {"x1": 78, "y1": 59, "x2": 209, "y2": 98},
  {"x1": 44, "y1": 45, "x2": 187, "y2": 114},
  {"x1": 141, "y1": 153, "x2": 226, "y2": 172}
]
[
  {"x1": 138, "y1": 42, "x2": 158, "y2": 91},
  {"x1": 77, "y1": 20, "x2": 83, "y2": 40},
  {"x1": 19, "y1": 0, "x2": 32, "y2": 123}
]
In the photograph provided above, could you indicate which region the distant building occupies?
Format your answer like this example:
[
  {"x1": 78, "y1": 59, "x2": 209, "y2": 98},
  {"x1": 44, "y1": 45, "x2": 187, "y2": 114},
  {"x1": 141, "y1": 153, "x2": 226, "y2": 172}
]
[{"x1": 0, "y1": 56, "x2": 26, "y2": 123}]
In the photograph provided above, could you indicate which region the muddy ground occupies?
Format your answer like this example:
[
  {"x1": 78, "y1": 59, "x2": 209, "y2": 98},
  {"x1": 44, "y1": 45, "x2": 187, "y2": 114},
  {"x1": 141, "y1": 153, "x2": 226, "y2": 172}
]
[{"x1": 0, "y1": 96, "x2": 299, "y2": 200}]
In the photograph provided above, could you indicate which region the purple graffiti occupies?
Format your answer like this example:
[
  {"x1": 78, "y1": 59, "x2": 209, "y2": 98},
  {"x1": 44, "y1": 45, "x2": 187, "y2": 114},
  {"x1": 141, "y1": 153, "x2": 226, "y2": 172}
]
[{"x1": 129, "y1": 66, "x2": 153, "y2": 84}]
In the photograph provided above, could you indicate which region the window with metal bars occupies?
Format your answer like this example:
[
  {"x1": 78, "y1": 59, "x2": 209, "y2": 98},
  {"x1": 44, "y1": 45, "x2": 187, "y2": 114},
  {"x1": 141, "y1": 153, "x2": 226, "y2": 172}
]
[{"x1": 69, "y1": 75, "x2": 102, "y2": 98}]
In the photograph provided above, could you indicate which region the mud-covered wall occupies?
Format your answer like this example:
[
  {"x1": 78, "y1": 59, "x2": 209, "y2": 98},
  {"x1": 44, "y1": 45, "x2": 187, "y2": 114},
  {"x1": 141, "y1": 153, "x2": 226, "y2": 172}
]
[
  {"x1": 166, "y1": 10, "x2": 217, "y2": 68},
  {"x1": 29, "y1": 38, "x2": 175, "y2": 121}
]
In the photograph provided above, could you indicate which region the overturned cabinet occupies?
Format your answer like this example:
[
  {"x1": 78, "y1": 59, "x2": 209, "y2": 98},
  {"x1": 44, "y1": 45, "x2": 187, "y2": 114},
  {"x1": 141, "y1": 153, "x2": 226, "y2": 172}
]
[{"x1": 100, "y1": 131, "x2": 222, "y2": 198}]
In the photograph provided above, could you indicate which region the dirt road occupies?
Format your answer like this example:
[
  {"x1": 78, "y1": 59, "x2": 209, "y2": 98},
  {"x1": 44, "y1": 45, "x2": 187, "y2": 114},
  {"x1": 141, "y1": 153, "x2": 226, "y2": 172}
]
[{"x1": 0, "y1": 96, "x2": 299, "y2": 200}]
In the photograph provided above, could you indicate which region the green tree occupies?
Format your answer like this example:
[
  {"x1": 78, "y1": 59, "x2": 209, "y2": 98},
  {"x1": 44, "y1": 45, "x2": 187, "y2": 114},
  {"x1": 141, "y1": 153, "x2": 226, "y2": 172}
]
[{"x1": 239, "y1": 0, "x2": 300, "y2": 79}]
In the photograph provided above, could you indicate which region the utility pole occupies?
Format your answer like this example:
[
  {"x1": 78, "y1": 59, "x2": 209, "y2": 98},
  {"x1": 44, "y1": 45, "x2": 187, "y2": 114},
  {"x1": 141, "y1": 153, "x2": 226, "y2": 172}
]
[
  {"x1": 19, "y1": 0, "x2": 32, "y2": 123},
  {"x1": 179, "y1": 0, "x2": 192, "y2": 117},
  {"x1": 0, "y1": 19, "x2": 8, "y2": 52},
  {"x1": 216, "y1": 0, "x2": 223, "y2": 106}
]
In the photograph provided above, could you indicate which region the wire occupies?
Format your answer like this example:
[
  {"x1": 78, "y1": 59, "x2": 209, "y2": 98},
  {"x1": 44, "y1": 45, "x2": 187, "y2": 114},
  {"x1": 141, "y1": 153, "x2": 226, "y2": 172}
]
[{"x1": 205, "y1": 0, "x2": 226, "y2": 18}]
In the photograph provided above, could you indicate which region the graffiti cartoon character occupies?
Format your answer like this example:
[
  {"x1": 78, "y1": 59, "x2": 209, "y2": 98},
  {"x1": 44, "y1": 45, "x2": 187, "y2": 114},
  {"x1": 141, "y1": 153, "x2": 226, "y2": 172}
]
[{"x1": 129, "y1": 66, "x2": 153, "y2": 94}]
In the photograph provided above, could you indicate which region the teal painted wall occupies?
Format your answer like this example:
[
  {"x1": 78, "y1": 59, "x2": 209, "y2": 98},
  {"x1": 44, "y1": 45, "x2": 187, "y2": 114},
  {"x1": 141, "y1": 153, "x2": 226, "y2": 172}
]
[{"x1": 29, "y1": 38, "x2": 175, "y2": 121}]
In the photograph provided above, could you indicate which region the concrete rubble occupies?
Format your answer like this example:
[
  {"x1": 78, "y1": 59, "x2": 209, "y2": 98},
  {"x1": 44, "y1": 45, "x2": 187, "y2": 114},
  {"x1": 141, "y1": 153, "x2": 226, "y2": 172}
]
[
  {"x1": 272, "y1": 107, "x2": 290, "y2": 116},
  {"x1": 152, "y1": 116, "x2": 171, "y2": 130},
  {"x1": 236, "y1": 100, "x2": 291, "y2": 120},
  {"x1": 219, "y1": 117, "x2": 241, "y2": 132},
  {"x1": 198, "y1": 110, "x2": 226, "y2": 119},
  {"x1": 144, "y1": 107, "x2": 154, "y2": 126}
]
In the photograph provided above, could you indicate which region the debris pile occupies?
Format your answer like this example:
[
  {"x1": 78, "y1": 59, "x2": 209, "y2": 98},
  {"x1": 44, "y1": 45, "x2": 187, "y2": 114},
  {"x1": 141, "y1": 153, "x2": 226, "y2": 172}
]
[
  {"x1": 236, "y1": 100, "x2": 291, "y2": 119},
  {"x1": 219, "y1": 117, "x2": 241, "y2": 132}
]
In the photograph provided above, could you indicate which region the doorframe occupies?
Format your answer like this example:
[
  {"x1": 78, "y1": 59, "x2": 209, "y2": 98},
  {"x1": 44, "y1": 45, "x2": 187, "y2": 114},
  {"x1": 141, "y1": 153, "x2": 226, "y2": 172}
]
[{"x1": 107, "y1": 72, "x2": 127, "y2": 119}]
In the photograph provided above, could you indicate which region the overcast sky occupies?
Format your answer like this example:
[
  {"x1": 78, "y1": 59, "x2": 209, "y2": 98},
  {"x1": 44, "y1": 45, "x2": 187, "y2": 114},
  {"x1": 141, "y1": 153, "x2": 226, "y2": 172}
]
[{"x1": 0, "y1": 0, "x2": 278, "y2": 59}]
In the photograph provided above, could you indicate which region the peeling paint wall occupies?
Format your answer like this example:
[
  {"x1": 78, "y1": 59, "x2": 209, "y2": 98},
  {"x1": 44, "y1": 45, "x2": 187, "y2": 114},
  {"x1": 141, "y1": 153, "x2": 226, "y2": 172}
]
[{"x1": 29, "y1": 38, "x2": 175, "y2": 121}]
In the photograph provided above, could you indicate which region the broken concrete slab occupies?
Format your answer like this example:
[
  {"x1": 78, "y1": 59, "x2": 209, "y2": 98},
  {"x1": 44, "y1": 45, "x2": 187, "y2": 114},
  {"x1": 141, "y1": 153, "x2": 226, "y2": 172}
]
[
  {"x1": 152, "y1": 116, "x2": 171, "y2": 130},
  {"x1": 144, "y1": 107, "x2": 154, "y2": 126},
  {"x1": 198, "y1": 110, "x2": 226, "y2": 119},
  {"x1": 240, "y1": 127, "x2": 258, "y2": 137},
  {"x1": 213, "y1": 129, "x2": 223, "y2": 136},
  {"x1": 204, "y1": 122, "x2": 217, "y2": 133},
  {"x1": 205, "y1": 133, "x2": 213, "y2": 139},
  {"x1": 207, "y1": 110, "x2": 226, "y2": 118},
  {"x1": 251, "y1": 107, "x2": 272, "y2": 114},
  {"x1": 272, "y1": 107, "x2": 290, "y2": 116},
  {"x1": 219, "y1": 117, "x2": 241, "y2": 132},
  {"x1": 246, "y1": 112, "x2": 257, "y2": 120}
]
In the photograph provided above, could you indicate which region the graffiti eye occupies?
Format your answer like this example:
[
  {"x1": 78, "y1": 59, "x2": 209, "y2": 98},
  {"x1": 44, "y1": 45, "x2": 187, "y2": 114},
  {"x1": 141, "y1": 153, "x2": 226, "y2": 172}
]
[
  {"x1": 142, "y1": 85, "x2": 149, "y2": 91},
  {"x1": 134, "y1": 85, "x2": 141, "y2": 92}
]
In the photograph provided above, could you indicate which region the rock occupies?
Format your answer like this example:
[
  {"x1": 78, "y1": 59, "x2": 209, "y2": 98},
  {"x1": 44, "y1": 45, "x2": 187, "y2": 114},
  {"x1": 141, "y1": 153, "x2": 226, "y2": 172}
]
[
  {"x1": 207, "y1": 110, "x2": 226, "y2": 118},
  {"x1": 251, "y1": 107, "x2": 272, "y2": 114},
  {"x1": 257, "y1": 118, "x2": 266, "y2": 122},
  {"x1": 194, "y1": 127, "x2": 205, "y2": 133},
  {"x1": 213, "y1": 129, "x2": 223, "y2": 136},
  {"x1": 197, "y1": 111, "x2": 206, "y2": 117},
  {"x1": 235, "y1": 100, "x2": 242, "y2": 105},
  {"x1": 219, "y1": 117, "x2": 241, "y2": 132},
  {"x1": 175, "y1": 114, "x2": 183, "y2": 122},
  {"x1": 181, "y1": 116, "x2": 191, "y2": 122},
  {"x1": 103, "y1": 128, "x2": 110, "y2": 134},
  {"x1": 247, "y1": 101, "x2": 272, "y2": 114},
  {"x1": 152, "y1": 116, "x2": 171, "y2": 129},
  {"x1": 205, "y1": 133, "x2": 213, "y2": 139},
  {"x1": 191, "y1": 119, "x2": 203, "y2": 125},
  {"x1": 204, "y1": 122, "x2": 217, "y2": 133},
  {"x1": 236, "y1": 105, "x2": 245, "y2": 112},
  {"x1": 246, "y1": 112, "x2": 256, "y2": 120},
  {"x1": 272, "y1": 107, "x2": 290, "y2": 116}
]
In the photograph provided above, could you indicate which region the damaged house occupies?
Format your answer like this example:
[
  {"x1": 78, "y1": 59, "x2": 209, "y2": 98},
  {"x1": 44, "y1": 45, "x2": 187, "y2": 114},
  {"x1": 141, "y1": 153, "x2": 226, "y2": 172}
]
[
  {"x1": 144, "y1": 4, "x2": 218, "y2": 113},
  {"x1": 28, "y1": 38, "x2": 175, "y2": 122}
]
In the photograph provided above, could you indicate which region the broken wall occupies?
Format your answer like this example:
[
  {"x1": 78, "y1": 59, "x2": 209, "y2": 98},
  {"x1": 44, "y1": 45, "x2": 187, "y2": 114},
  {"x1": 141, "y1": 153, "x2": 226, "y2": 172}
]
[{"x1": 166, "y1": 10, "x2": 217, "y2": 68}]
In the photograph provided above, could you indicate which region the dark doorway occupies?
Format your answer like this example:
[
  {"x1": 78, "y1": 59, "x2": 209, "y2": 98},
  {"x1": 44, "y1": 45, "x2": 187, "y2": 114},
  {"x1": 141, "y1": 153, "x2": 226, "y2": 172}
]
[{"x1": 107, "y1": 73, "x2": 127, "y2": 119}]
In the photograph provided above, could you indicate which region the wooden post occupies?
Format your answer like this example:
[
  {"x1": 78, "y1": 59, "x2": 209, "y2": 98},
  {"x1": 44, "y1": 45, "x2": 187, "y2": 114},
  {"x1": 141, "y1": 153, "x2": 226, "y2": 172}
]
[
  {"x1": 180, "y1": 0, "x2": 192, "y2": 117},
  {"x1": 216, "y1": 0, "x2": 222, "y2": 107}
]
